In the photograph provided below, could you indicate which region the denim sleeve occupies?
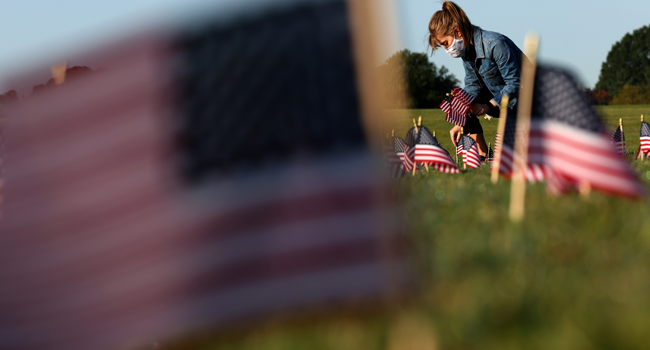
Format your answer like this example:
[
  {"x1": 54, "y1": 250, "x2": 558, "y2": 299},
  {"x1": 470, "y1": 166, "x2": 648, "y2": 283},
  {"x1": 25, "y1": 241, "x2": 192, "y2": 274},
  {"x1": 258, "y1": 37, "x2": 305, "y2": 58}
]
[
  {"x1": 462, "y1": 62, "x2": 481, "y2": 100},
  {"x1": 489, "y1": 40, "x2": 521, "y2": 108}
]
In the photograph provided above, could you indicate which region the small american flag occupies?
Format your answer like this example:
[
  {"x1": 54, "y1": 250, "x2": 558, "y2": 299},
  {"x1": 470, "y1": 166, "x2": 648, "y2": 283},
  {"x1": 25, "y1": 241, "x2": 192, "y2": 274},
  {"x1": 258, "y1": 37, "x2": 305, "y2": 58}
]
[
  {"x1": 460, "y1": 134, "x2": 481, "y2": 168},
  {"x1": 610, "y1": 125, "x2": 626, "y2": 156},
  {"x1": 394, "y1": 136, "x2": 415, "y2": 172},
  {"x1": 636, "y1": 121, "x2": 650, "y2": 159},
  {"x1": 439, "y1": 87, "x2": 475, "y2": 127},
  {"x1": 494, "y1": 120, "x2": 549, "y2": 182},
  {"x1": 403, "y1": 127, "x2": 421, "y2": 172},
  {"x1": 528, "y1": 65, "x2": 643, "y2": 197},
  {"x1": 412, "y1": 126, "x2": 459, "y2": 174}
]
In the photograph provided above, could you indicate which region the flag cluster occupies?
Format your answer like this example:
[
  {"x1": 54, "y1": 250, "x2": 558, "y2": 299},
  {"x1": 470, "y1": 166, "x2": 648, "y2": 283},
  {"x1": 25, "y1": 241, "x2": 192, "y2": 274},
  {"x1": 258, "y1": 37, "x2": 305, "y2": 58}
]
[
  {"x1": 439, "y1": 87, "x2": 475, "y2": 127},
  {"x1": 389, "y1": 125, "x2": 459, "y2": 175},
  {"x1": 412, "y1": 126, "x2": 459, "y2": 173}
]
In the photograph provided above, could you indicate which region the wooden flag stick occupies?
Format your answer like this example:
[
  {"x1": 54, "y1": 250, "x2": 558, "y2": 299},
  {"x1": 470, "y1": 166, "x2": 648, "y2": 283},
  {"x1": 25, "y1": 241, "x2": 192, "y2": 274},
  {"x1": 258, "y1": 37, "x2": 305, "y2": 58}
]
[
  {"x1": 579, "y1": 180, "x2": 591, "y2": 198},
  {"x1": 620, "y1": 118, "x2": 626, "y2": 157},
  {"x1": 509, "y1": 32, "x2": 539, "y2": 222},
  {"x1": 51, "y1": 61, "x2": 67, "y2": 85},
  {"x1": 461, "y1": 127, "x2": 466, "y2": 170},
  {"x1": 491, "y1": 94, "x2": 509, "y2": 183},
  {"x1": 412, "y1": 119, "x2": 418, "y2": 176},
  {"x1": 642, "y1": 115, "x2": 645, "y2": 160},
  {"x1": 417, "y1": 117, "x2": 428, "y2": 171}
]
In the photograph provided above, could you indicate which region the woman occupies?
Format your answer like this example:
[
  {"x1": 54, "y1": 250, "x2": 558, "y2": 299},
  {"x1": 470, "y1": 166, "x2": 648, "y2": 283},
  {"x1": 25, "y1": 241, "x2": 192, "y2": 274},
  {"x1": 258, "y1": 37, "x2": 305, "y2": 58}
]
[{"x1": 428, "y1": 1, "x2": 524, "y2": 158}]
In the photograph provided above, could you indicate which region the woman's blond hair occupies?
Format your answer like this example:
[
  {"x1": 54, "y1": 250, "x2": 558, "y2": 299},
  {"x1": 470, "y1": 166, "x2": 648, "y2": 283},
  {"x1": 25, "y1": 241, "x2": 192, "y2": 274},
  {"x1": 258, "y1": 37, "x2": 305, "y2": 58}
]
[{"x1": 428, "y1": 1, "x2": 474, "y2": 51}]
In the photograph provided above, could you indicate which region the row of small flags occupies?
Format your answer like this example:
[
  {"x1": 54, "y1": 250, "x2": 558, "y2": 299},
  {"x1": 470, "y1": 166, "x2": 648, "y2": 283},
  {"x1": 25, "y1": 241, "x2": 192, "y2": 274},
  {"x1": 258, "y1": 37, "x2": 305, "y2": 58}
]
[{"x1": 385, "y1": 117, "x2": 498, "y2": 178}]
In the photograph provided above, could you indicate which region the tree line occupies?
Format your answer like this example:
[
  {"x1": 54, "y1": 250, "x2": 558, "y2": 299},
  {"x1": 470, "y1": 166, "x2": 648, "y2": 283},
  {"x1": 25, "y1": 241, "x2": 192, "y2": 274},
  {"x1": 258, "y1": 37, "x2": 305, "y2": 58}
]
[{"x1": 379, "y1": 24, "x2": 649, "y2": 109}]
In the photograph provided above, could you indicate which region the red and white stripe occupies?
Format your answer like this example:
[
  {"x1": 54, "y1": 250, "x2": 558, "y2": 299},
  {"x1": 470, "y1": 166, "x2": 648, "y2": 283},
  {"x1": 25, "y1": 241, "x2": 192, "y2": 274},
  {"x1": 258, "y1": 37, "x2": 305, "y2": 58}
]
[
  {"x1": 440, "y1": 99, "x2": 466, "y2": 127},
  {"x1": 612, "y1": 139, "x2": 626, "y2": 156},
  {"x1": 494, "y1": 133, "x2": 502, "y2": 153},
  {"x1": 495, "y1": 143, "x2": 548, "y2": 183},
  {"x1": 452, "y1": 87, "x2": 475, "y2": 107},
  {"x1": 529, "y1": 120, "x2": 644, "y2": 197},
  {"x1": 463, "y1": 143, "x2": 482, "y2": 169},
  {"x1": 636, "y1": 136, "x2": 650, "y2": 159},
  {"x1": 430, "y1": 163, "x2": 461, "y2": 173},
  {"x1": 414, "y1": 145, "x2": 460, "y2": 174}
]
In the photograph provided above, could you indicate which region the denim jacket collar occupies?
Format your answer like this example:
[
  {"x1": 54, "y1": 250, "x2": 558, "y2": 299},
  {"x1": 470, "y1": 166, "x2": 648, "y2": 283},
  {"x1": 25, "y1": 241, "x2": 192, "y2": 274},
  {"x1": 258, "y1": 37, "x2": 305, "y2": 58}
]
[{"x1": 473, "y1": 27, "x2": 485, "y2": 59}]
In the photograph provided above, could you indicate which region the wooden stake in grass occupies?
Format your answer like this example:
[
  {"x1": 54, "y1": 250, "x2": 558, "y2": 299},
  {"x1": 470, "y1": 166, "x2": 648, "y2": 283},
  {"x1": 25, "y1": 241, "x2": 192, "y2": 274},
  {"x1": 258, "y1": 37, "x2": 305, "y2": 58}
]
[
  {"x1": 491, "y1": 94, "x2": 509, "y2": 184},
  {"x1": 620, "y1": 118, "x2": 626, "y2": 157},
  {"x1": 418, "y1": 116, "x2": 422, "y2": 127},
  {"x1": 642, "y1": 115, "x2": 645, "y2": 160},
  {"x1": 461, "y1": 126, "x2": 466, "y2": 170},
  {"x1": 392, "y1": 129, "x2": 394, "y2": 137},
  {"x1": 488, "y1": 142, "x2": 491, "y2": 164},
  {"x1": 412, "y1": 119, "x2": 419, "y2": 176},
  {"x1": 509, "y1": 32, "x2": 539, "y2": 223}
]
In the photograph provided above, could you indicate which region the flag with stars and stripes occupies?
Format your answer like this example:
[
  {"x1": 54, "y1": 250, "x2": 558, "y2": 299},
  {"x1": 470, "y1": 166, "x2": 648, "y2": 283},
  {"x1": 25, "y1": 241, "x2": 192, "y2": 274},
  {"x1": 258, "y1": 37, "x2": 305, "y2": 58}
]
[
  {"x1": 439, "y1": 87, "x2": 475, "y2": 127},
  {"x1": 0, "y1": 2, "x2": 413, "y2": 350},
  {"x1": 636, "y1": 121, "x2": 650, "y2": 159},
  {"x1": 459, "y1": 134, "x2": 481, "y2": 168},
  {"x1": 527, "y1": 65, "x2": 643, "y2": 197},
  {"x1": 394, "y1": 136, "x2": 415, "y2": 172},
  {"x1": 494, "y1": 119, "x2": 549, "y2": 183},
  {"x1": 610, "y1": 125, "x2": 625, "y2": 156},
  {"x1": 384, "y1": 143, "x2": 405, "y2": 178},
  {"x1": 403, "y1": 127, "x2": 421, "y2": 172},
  {"x1": 412, "y1": 126, "x2": 459, "y2": 174}
]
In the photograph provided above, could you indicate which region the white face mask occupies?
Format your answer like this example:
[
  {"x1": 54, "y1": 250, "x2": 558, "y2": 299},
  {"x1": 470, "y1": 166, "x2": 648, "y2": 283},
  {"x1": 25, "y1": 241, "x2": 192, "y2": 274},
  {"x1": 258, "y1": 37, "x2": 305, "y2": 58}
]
[{"x1": 445, "y1": 36, "x2": 465, "y2": 58}]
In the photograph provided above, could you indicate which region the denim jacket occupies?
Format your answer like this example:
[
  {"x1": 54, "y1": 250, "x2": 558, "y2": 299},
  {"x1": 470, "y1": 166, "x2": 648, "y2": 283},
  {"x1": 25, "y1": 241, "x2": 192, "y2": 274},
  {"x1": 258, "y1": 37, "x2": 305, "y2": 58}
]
[{"x1": 461, "y1": 27, "x2": 524, "y2": 111}]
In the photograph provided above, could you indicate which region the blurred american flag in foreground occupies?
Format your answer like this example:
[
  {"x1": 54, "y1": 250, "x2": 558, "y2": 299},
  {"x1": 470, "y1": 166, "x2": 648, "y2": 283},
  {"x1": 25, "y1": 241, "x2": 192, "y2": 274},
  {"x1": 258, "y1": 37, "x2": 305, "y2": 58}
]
[{"x1": 0, "y1": 1, "x2": 412, "y2": 349}]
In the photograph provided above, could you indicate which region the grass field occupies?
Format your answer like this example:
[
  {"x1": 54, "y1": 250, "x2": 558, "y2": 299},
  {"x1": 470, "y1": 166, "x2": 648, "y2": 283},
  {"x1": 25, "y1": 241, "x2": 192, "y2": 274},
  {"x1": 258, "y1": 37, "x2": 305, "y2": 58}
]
[{"x1": 169, "y1": 105, "x2": 650, "y2": 350}]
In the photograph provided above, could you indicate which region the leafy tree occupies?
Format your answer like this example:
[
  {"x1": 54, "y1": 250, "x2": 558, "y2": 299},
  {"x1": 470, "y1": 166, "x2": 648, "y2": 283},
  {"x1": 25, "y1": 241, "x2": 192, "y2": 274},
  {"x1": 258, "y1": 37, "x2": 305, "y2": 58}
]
[
  {"x1": 595, "y1": 25, "x2": 650, "y2": 97},
  {"x1": 584, "y1": 88, "x2": 612, "y2": 105},
  {"x1": 610, "y1": 85, "x2": 650, "y2": 105},
  {"x1": 378, "y1": 50, "x2": 458, "y2": 109}
]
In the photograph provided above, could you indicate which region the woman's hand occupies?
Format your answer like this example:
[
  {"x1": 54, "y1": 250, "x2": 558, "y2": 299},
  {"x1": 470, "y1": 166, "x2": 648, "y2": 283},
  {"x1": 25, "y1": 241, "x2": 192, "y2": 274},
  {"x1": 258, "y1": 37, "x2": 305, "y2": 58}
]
[
  {"x1": 450, "y1": 125, "x2": 462, "y2": 147},
  {"x1": 471, "y1": 103, "x2": 490, "y2": 115}
]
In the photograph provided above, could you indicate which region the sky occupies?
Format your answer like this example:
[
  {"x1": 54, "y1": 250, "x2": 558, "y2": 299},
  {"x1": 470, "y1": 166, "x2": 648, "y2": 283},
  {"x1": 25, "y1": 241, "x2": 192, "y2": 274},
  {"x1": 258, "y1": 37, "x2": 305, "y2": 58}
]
[
  {"x1": 0, "y1": 0, "x2": 648, "y2": 94},
  {"x1": 396, "y1": 0, "x2": 650, "y2": 89}
]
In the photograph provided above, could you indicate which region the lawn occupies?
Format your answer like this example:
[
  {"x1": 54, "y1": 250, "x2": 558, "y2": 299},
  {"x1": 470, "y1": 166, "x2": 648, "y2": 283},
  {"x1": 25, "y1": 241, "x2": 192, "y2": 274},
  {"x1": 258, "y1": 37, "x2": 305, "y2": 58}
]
[{"x1": 168, "y1": 105, "x2": 650, "y2": 350}]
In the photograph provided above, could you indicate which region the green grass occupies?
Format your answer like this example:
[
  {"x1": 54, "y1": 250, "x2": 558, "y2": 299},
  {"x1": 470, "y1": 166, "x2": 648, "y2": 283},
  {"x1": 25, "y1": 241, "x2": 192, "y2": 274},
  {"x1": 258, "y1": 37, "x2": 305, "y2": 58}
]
[{"x1": 168, "y1": 105, "x2": 650, "y2": 350}]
